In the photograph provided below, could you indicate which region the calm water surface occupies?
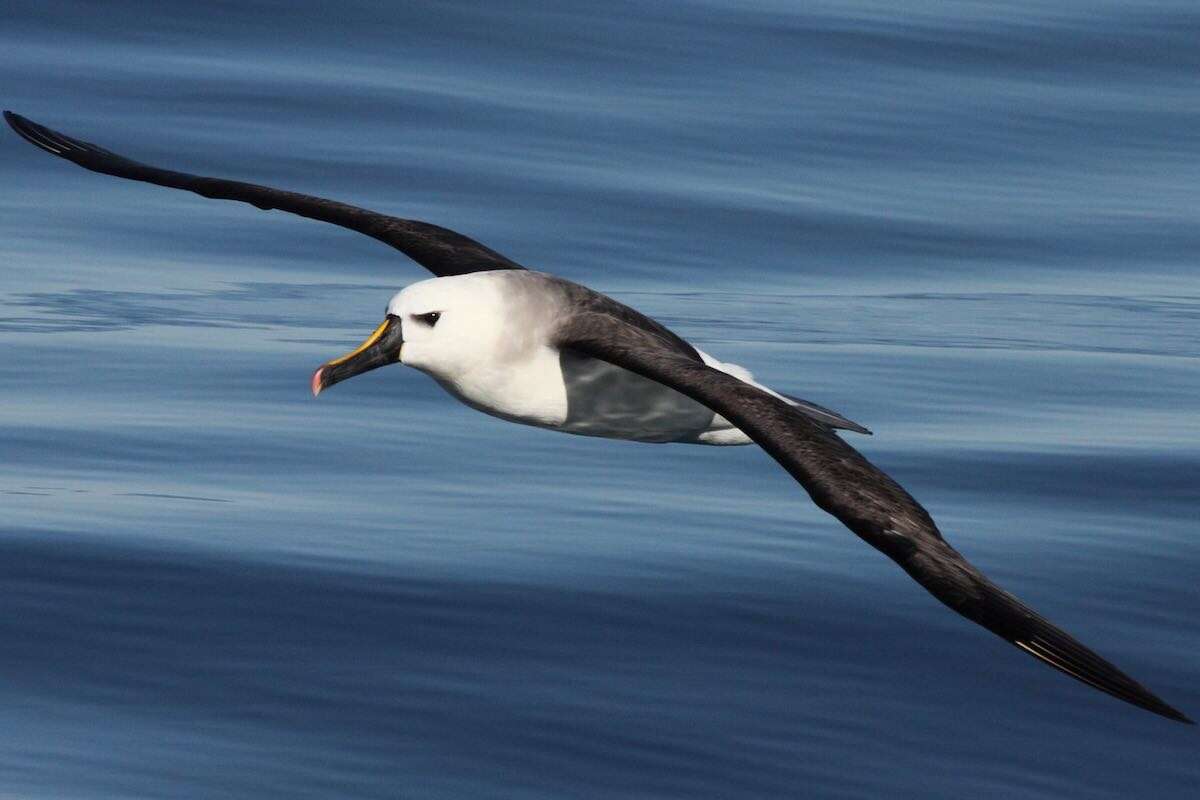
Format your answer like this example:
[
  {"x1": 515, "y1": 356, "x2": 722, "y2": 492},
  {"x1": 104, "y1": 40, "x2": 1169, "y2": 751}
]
[{"x1": 2, "y1": 1, "x2": 1198, "y2": 797}]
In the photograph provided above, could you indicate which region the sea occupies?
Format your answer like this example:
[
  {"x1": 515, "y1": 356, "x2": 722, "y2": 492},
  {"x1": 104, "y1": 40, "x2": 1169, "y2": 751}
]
[{"x1": 1, "y1": 1, "x2": 1198, "y2": 797}]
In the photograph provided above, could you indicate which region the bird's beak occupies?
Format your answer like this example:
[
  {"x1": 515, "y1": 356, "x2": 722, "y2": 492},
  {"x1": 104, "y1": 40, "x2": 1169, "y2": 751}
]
[{"x1": 311, "y1": 315, "x2": 404, "y2": 396}]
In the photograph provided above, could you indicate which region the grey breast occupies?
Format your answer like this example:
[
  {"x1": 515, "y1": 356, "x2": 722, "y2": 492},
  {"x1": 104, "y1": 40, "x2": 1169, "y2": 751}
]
[{"x1": 503, "y1": 271, "x2": 718, "y2": 441}]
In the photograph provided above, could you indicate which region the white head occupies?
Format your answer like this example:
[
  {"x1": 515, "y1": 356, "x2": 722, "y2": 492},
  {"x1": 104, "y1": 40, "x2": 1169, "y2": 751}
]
[
  {"x1": 312, "y1": 271, "x2": 551, "y2": 395},
  {"x1": 386, "y1": 273, "x2": 512, "y2": 379}
]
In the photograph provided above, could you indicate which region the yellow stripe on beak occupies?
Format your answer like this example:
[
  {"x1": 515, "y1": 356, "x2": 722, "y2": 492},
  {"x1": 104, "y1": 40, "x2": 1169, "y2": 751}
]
[{"x1": 325, "y1": 318, "x2": 393, "y2": 367}]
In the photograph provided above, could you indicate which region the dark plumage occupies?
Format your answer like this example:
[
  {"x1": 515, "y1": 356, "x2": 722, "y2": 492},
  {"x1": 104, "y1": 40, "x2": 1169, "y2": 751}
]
[
  {"x1": 6, "y1": 110, "x2": 1190, "y2": 723},
  {"x1": 556, "y1": 305, "x2": 1192, "y2": 724},
  {"x1": 3, "y1": 110, "x2": 523, "y2": 277}
]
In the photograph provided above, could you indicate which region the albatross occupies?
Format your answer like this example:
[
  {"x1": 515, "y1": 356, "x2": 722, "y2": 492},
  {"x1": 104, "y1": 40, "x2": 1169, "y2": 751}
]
[{"x1": 5, "y1": 110, "x2": 1191, "y2": 724}]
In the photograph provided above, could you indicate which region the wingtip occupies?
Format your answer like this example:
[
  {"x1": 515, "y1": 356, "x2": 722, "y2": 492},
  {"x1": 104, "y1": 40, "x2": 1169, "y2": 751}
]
[
  {"x1": 1154, "y1": 703, "x2": 1195, "y2": 726},
  {"x1": 1145, "y1": 704, "x2": 1194, "y2": 725},
  {"x1": 1137, "y1": 696, "x2": 1194, "y2": 725},
  {"x1": 4, "y1": 109, "x2": 32, "y2": 129},
  {"x1": 1004, "y1": 616, "x2": 1195, "y2": 725},
  {"x1": 4, "y1": 110, "x2": 101, "y2": 162},
  {"x1": 4, "y1": 110, "x2": 59, "y2": 153}
]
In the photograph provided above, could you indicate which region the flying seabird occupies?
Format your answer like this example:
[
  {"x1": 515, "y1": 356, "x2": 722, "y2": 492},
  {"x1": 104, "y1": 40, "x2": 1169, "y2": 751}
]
[{"x1": 5, "y1": 110, "x2": 1192, "y2": 724}]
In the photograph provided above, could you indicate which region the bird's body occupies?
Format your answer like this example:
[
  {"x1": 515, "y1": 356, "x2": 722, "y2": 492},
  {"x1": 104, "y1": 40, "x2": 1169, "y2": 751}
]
[
  {"x1": 389, "y1": 270, "x2": 823, "y2": 445},
  {"x1": 5, "y1": 110, "x2": 1191, "y2": 724}
]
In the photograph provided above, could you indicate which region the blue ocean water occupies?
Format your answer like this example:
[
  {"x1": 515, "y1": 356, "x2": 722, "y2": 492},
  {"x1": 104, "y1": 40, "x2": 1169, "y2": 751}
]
[{"x1": 2, "y1": 1, "x2": 1199, "y2": 796}]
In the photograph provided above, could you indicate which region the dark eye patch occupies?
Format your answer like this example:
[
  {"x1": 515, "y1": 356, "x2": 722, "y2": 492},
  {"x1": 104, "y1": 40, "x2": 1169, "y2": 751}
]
[{"x1": 414, "y1": 311, "x2": 441, "y2": 327}]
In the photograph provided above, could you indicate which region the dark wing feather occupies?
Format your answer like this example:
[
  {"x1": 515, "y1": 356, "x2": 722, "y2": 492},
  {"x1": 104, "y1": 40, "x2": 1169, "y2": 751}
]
[
  {"x1": 557, "y1": 309, "x2": 1192, "y2": 724},
  {"x1": 4, "y1": 111, "x2": 524, "y2": 277}
]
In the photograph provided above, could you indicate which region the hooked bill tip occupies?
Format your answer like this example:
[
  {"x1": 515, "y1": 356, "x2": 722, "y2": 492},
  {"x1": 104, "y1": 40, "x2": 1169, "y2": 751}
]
[{"x1": 310, "y1": 367, "x2": 324, "y2": 397}]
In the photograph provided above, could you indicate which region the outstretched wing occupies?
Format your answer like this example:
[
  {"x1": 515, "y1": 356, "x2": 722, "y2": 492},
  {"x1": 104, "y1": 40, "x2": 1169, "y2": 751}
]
[
  {"x1": 4, "y1": 111, "x2": 525, "y2": 277},
  {"x1": 556, "y1": 308, "x2": 1192, "y2": 724}
]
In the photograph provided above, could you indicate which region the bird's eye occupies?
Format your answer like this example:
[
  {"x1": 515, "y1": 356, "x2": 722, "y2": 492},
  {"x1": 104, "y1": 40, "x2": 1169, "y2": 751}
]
[{"x1": 414, "y1": 311, "x2": 441, "y2": 327}]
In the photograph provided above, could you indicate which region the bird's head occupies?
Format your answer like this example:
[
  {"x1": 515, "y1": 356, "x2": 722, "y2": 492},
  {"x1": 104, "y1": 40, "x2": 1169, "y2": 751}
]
[{"x1": 311, "y1": 273, "x2": 517, "y2": 395}]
